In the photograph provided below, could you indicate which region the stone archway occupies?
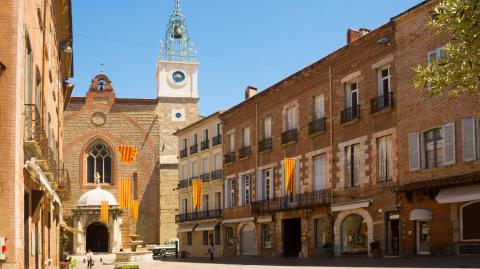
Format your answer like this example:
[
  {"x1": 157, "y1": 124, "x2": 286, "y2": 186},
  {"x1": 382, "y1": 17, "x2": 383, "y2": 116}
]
[
  {"x1": 334, "y1": 208, "x2": 373, "y2": 256},
  {"x1": 86, "y1": 222, "x2": 109, "y2": 252},
  {"x1": 238, "y1": 222, "x2": 256, "y2": 256}
]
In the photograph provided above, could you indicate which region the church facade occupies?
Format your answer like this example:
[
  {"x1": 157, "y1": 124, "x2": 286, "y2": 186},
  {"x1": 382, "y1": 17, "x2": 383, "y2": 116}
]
[{"x1": 61, "y1": 0, "x2": 200, "y2": 253}]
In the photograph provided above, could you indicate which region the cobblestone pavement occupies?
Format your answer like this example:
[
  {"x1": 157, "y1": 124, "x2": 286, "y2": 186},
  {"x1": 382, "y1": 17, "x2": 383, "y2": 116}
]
[{"x1": 71, "y1": 254, "x2": 480, "y2": 269}]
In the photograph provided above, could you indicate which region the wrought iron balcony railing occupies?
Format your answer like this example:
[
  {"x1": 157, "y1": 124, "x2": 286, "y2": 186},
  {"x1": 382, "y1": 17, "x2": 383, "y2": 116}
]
[
  {"x1": 57, "y1": 168, "x2": 70, "y2": 189},
  {"x1": 309, "y1": 117, "x2": 327, "y2": 135},
  {"x1": 212, "y1": 135, "x2": 222, "y2": 146},
  {"x1": 340, "y1": 105, "x2": 361, "y2": 124},
  {"x1": 200, "y1": 173, "x2": 210, "y2": 182},
  {"x1": 178, "y1": 179, "x2": 189, "y2": 189},
  {"x1": 175, "y1": 209, "x2": 223, "y2": 223},
  {"x1": 211, "y1": 170, "x2": 223, "y2": 180},
  {"x1": 24, "y1": 104, "x2": 42, "y2": 157},
  {"x1": 371, "y1": 92, "x2": 394, "y2": 114},
  {"x1": 252, "y1": 189, "x2": 331, "y2": 214},
  {"x1": 282, "y1": 129, "x2": 298, "y2": 144},
  {"x1": 239, "y1": 146, "x2": 252, "y2": 159},
  {"x1": 259, "y1": 138, "x2": 272, "y2": 152},
  {"x1": 201, "y1": 140, "x2": 209, "y2": 150},
  {"x1": 190, "y1": 144, "x2": 198, "y2": 155},
  {"x1": 224, "y1": 152, "x2": 236, "y2": 164},
  {"x1": 179, "y1": 148, "x2": 188, "y2": 158}
]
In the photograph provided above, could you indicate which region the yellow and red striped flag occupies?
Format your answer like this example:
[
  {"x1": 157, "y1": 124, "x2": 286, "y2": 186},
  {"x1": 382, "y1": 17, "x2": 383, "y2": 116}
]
[
  {"x1": 100, "y1": 201, "x2": 109, "y2": 223},
  {"x1": 132, "y1": 199, "x2": 139, "y2": 222},
  {"x1": 284, "y1": 159, "x2": 296, "y2": 195},
  {"x1": 192, "y1": 179, "x2": 202, "y2": 209},
  {"x1": 119, "y1": 178, "x2": 132, "y2": 209},
  {"x1": 118, "y1": 145, "x2": 138, "y2": 164}
]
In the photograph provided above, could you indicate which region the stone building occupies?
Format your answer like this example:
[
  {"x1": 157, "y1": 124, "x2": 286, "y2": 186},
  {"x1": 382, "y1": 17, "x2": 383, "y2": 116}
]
[
  {"x1": 0, "y1": 0, "x2": 74, "y2": 268},
  {"x1": 174, "y1": 111, "x2": 224, "y2": 257},
  {"x1": 61, "y1": 0, "x2": 200, "y2": 254}
]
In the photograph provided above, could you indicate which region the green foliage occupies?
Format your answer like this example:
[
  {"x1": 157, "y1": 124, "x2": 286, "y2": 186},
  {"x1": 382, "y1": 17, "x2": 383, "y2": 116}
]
[
  {"x1": 115, "y1": 265, "x2": 140, "y2": 269},
  {"x1": 69, "y1": 258, "x2": 77, "y2": 269},
  {"x1": 413, "y1": 0, "x2": 480, "y2": 96}
]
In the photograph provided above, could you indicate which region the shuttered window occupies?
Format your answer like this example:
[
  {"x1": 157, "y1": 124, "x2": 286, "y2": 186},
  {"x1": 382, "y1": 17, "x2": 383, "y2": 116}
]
[
  {"x1": 181, "y1": 165, "x2": 188, "y2": 181},
  {"x1": 462, "y1": 117, "x2": 478, "y2": 162},
  {"x1": 377, "y1": 135, "x2": 393, "y2": 181},
  {"x1": 242, "y1": 127, "x2": 251, "y2": 147},
  {"x1": 345, "y1": 144, "x2": 359, "y2": 187},
  {"x1": 443, "y1": 122, "x2": 456, "y2": 165},
  {"x1": 224, "y1": 179, "x2": 234, "y2": 208},
  {"x1": 424, "y1": 128, "x2": 444, "y2": 168},
  {"x1": 191, "y1": 161, "x2": 198, "y2": 177},
  {"x1": 263, "y1": 118, "x2": 272, "y2": 139},
  {"x1": 214, "y1": 154, "x2": 222, "y2": 171},
  {"x1": 408, "y1": 132, "x2": 420, "y2": 171},
  {"x1": 202, "y1": 158, "x2": 209, "y2": 174},
  {"x1": 228, "y1": 133, "x2": 235, "y2": 152},
  {"x1": 286, "y1": 107, "x2": 297, "y2": 130}
]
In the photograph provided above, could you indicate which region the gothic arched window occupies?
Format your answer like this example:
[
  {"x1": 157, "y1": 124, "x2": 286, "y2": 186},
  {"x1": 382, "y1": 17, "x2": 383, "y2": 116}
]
[{"x1": 86, "y1": 142, "x2": 112, "y2": 184}]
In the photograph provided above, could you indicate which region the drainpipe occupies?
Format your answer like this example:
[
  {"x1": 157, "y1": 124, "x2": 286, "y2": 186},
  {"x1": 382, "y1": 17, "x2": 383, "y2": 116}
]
[
  {"x1": 328, "y1": 66, "x2": 335, "y2": 248},
  {"x1": 41, "y1": 0, "x2": 47, "y2": 129}
]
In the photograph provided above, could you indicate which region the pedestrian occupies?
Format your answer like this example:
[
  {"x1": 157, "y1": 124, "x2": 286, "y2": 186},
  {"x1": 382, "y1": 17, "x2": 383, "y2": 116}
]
[
  {"x1": 86, "y1": 249, "x2": 94, "y2": 269},
  {"x1": 208, "y1": 242, "x2": 215, "y2": 261}
]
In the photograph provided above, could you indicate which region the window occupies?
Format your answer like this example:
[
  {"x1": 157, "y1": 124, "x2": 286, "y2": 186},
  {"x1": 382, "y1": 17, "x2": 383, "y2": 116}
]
[
  {"x1": 181, "y1": 165, "x2": 188, "y2": 181},
  {"x1": 214, "y1": 154, "x2": 222, "y2": 171},
  {"x1": 341, "y1": 214, "x2": 368, "y2": 253},
  {"x1": 202, "y1": 194, "x2": 209, "y2": 211},
  {"x1": 24, "y1": 36, "x2": 33, "y2": 104},
  {"x1": 377, "y1": 135, "x2": 393, "y2": 181},
  {"x1": 35, "y1": 67, "x2": 42, "y2": 113},
  {"x1": 462, "y1": 117, "x2": 480, "y2": 162},
  {"x1": 226, "y1": 227, "x2": 234, "y2": 247},
  {"x1": 202, "y1": 158, "x2": 209, "y2": 174},
  {"x1": 377, "y1": 67, "x2": 391, "y2": 97},
  {"x1": 181, "y1": 199, "x2": 187, "y2": 213},
  {"x1": 215, "y1": 225, "x2": 221, "y2": 245},
  {"x1": 240, "y1": 174, "x2": 251, "y2": 205},
  {"x1": 424, "y1": 128, "x2": 444, "y2": 169},
  {"x1": 262, "y1": 224, "x2": 272, "y2": 248},
  {"x1": 345, "y1": 82, "x2": 358, "y2": 108},
  {"x1": 263, "y1": 118, "x2": 272, "y2": 139},
  {"x1": 263, "y1": 169, "x2": 272, "y2": 200},
  {"x1": 314, "y1": 95, "x2": 325, "y2": 120},
  {"x1": 182, "y1": 138, "x2": 187, "y2": 150},
  {"x1": 242, "y1": 127, "x2": 251, "y2": 147},
  {"x1": 286, "y1": 107, "x2": 297, "y2": 130},
  {"x1": 314, "y1": 219, "x2": 324, "y2": 248},
  {"x1": 344, "y1": 144, "x2": 359, "y2": 187},
  {"x1": 98, "y1": 79, "x2": 105, "y2": 91},
  {"x1": 225, "y1": 179, "x2": 234, "y2": 208},
  {"x1": 193, "y1": 134, "x2": 198, "y2": 145},
  {"x1": 191, "y1": 161, "x2": 198, "y2": 177},
  {"x1": 313, "y1": 154, "x2": 326, "y2": 191},
  {"x1": 86, "y1": 142, "x2": 112, "y2": 184},
  {"x1": 216, "y1": 123, "x2": 221, "y2": 136},
  {"x1": 228, "y1": 133, "x2": 234, "y2": 152},
  {"x1": 215, "y1": 192, "x2": 221, "y2": 210},
  {"x1": 203, "y1": 231, "x2": 209, "y2": 245},
  {"x1": 428, "y1": 47, "x2": 448, "y2": 64},
  {"x1": 187, "y1": 232, "x2": 192, "y2": 246},
  {"x1": 461, "y1": 201, "x2": 480, "y2": 240},
  {"x1": 203, "y1": 128, "x2": 209, "y2": 142}
]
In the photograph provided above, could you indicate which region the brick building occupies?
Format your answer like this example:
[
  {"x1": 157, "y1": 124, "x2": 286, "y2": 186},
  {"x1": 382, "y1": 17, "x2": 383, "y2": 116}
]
[
  {"x1": 0, "y1": 0, "x2": 74, "y2": 268},
  {"x1": 174, "y1": 112, "x2": 224, "y2": 257}
]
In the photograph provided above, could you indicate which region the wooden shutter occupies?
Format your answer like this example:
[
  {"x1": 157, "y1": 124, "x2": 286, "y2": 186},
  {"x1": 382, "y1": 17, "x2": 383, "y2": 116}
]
[
  {"x1": 244, "y1": 127, "x2": 251, "y2": 146},
  {"x1": 344, "y1": 146, "x2": 351, "y2": 187},
  {"x1": 281, "y1": 161, "x2": 285, "y2": 197},
  {"x1": 353, "y1": 144, "x2": 360, "y2": 186},
  {"x1": 386, "y1": 135, "x2": 393, "y2": 180},
  {"x1": 256, "y1": 170, "x2": 263, "y2": 201},
  {"x1": 315, "y1": 95, "x2": 324, "y2": 119},
  {"x1": 443, "y1": 122, "x2": 456, "y2": 165},
  {"x1": 295, "y1": 159, "x2": 301, "y2": 195},
  {"x1": 313, "y1": 155, "x2": 326, "y2": 191},
  {"x1": 224, "y1": 181, "x2": 229, "y2": 208},
  {"x1": 270, "y1": 167, "x2": 275, "y2": 199},
  {"x1": 238, "y1": 176, "x2": 244, "y2": 206},
  {"x1": 462, "y1": 117, "x2": 477, "y2": 162},
  {"x1": 264, "y1": 118, "x2": 272, "y2": 139},
  {"x1": 408, "y1": 132, "x2": 420, "y2": 171}
]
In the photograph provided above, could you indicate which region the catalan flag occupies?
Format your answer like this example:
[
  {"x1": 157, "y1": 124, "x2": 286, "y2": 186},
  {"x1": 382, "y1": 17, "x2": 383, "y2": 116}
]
[
  {"x1": 192, "y1": 179, "x2": 202, "y2": 209},
  {"x1": 284, "y1": 159, "x2": 296, "y2": 195},
  {"x1": 118, "y1": 145, "x2": 138, "y2": 164},
  {"x1": 119, "y1": 178, "x2": 132, "y2": 209},
  {"x1": 100, "y1": 201, "x2": 109, "y2": 223},
  {"x1": 132, "y1": 199, "x2": 139, "y2": 222}
]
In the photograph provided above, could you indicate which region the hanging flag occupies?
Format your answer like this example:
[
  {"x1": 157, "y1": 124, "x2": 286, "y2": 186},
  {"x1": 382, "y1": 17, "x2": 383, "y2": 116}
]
[
  {"x1": 118, "y1": 145, "x2": 138, "y2": 164},
  {"x1": 132, "y1": 199, "x2": 139, "y2": 222},
  {"x1": 100, "y1": 201, "x2": 109, "y2": 223},
  {"x1": 284, "y1": 159, "x2": 296, "y2": 195},
  {"x1": 192, "y1": 179, "x2": 202, "y2": 209},
  {"x1": 119, "y1": 178, "x2": 132, "y2": 209}
]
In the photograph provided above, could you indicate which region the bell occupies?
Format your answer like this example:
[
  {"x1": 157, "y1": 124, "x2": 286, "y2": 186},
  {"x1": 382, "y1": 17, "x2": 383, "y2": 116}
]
[{"x1": 172, "y1": 25, "x2": 182, "y2": 39}]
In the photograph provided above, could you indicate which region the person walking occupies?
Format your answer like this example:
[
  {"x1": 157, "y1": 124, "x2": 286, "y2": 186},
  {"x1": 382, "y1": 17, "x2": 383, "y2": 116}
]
[
  {"x1": 86, "y1": 249, "x2": 94, "y2": 269},
  {"x1": 208, "y1": 242, "x2": 215, "y2": 261}
]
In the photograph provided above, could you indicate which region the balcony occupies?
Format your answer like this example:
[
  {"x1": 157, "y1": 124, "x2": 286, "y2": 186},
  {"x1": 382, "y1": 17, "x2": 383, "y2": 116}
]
[
  {"x1": 252, "y1": 189, "x2": 331, "y2": 214},
  {"x1": 282, "y1": 129, "x2": 297, "y2": 144},
  {"x1": 239, "y1": 146, "x2": 252, "y2": 159},
  {"x1": 201, "y1": 140, "x2": 209, "y2": 150},
  {"x1": 371, "y1": 92, "x2": 394, "y2": 114},
  {"x1": 178, "y1": 179, "x2": 189, "y2": 189},
  {"x1": 24, "y1": 104, "x2": 42, "y2": 157},
  {"x1": 259, "y1": 138, "x2": 272, "y2": 152},
  {"x1": 340, "y1": 105, "x2": 361, "y2": 124},
  {"x1": 224, "y1": 152, "x2": 236, "y2": 164},
  {"x1": 211, "y1": 170, "x2": 223, "y2": 180},
  {"x1": 175, "y1": 209, "x2": 223, "y2": 223},
  {"x1": 38, "y1": 131, "x2": 58, "y2": 182},
  {"x1": 57, "y1": 168, "x2": 70, "y2": 189},
  {"x1": 212, "y1": 135, "x2": 222, "y2": 146},
  {"x1": 223, "y1": 205, "x2": 252, "y2": 220},
  {"x1": 179, "y1": 148, "x2": 188, "y2": 159},
  {"x1": 190, "y1": 144, "x2": 198, "y2": 155},
  {"x1": 309, "y1": 117, "x2": 327, "y2": 135},
  {"x1": 200, "y1": 173, "x2": 210, "y2": 182}
]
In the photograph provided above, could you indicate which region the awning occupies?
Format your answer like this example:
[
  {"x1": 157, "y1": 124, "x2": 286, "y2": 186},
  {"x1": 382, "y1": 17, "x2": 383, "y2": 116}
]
[
  {"x1": 409, "y1": 209, "x2": 432, "y2": 220},
  {"x1": 177, "y1": 225, "x2": 196, "y2": 233},
  {"x1": 331, "y1": 200, "x2": 370, "y2": 212},
  {"x1": 436, "y1": 185, "x2": 480, "y2": 204},
  {"x1": 256, "y1": 215, "x2": 272, "y2": 223},
  {"x1": 24, "y1": 161, "x2": 61, "y2": 205},
  {"x1": 195, "y1": 223, "x2": 217, "y2": 231},
  {"x1": 60, "y1": 222, "x2": 81, "y2": 234},
  {"x1": 222, "y1": 216, "x2": 254, "y2": 224}
]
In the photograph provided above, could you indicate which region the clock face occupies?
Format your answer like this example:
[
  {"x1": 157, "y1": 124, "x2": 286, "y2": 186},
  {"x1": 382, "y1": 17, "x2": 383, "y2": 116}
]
[{"x1": 172, "y1": 71, "x2": 186, "y2": 83}]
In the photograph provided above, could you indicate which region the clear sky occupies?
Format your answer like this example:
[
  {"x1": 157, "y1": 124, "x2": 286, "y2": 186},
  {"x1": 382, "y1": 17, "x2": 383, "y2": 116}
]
[{"x1": 71, "y1": 0, "x2": 424, "y2": 116}]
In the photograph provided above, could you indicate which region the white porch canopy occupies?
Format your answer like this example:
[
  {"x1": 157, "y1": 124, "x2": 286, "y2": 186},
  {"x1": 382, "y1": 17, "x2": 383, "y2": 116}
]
[
  {"x1": 409, "y1": 209, "x2": 432, "y2": 220},
  {"x1": 24, "y1": 160, "x2": 61, "y2": 205},
  {"x1": 177, "y1": 225, "x2": 196, "y2": 233},
  {"x1": 195, "y1": 223, "x2": 217, "y2": 231},
  {"x1": 436, "y1": 185, "x2": 480, "y2": 204}
]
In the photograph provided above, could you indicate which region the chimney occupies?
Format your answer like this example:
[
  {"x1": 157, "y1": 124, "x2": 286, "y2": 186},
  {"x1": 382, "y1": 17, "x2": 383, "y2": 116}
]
[
  {"x1": 347, "y1": 28, "x2": 371, "y2": 44},
  {"x1": 245, "y1": 86, "x2": 258, "y2": 100}
]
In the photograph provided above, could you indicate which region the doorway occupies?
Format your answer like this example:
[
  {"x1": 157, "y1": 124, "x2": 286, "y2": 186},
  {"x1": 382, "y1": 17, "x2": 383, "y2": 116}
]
[
  {"x1": 240, "y1": 224, "x2": 255, "y2": 256},
  {"x1": 416, "y1": 220, "x2": 431, "y2": 255},
  {"x1": 86, "y1": 222, "x2": 109, "y2": 252},
  {"x1": 283, "y1": 218, "x2": 301, "y2": 257},
  {"x1": 386, "y1": 213, "x2": 400, "y2": 256}
]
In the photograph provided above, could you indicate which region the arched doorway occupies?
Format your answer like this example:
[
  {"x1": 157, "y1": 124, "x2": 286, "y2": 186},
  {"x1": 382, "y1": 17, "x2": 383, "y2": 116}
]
[
  {"x1": 240, "y1": 224, "x2": 255, "y2": 256},
  {"x1": 86, "y1": 222, "x2": 109, "y2": 252},
  {"x1": 341, "y1": 214, "x2": 368, "y2": 255}
]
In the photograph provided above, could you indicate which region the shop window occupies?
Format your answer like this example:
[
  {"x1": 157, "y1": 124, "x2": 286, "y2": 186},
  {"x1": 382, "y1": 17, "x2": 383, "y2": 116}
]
[
  {"x1": 226, "y1": 227, "x2": 234, "y2": 247},
  {"x1": 341, "y1": 214, "x2": 368, "y2": 254},
  {"x1": 262, "y1": 224, "x2": 272, "y2": 248},
  {"x1": 314, "y1": 218, "x2": 324, "y2": 248},
  {"x1": 462, "y1": 201, "x2": 480, "y2": 240},
  {"x1": 214, "y1": 225, "x2": 221, "y2": 245},
  {"x1": 203, "y1": 231, "x2": 209, "y2": 245}
]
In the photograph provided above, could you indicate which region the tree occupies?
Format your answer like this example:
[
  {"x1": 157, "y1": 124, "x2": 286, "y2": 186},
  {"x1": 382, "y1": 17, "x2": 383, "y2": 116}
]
[{"x1": 413, "y1": 0, "x2": 480, "y2": 97}]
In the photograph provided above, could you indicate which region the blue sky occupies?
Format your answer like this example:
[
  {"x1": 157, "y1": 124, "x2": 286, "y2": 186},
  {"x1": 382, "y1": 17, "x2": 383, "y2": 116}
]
[{"x1": 71, "y1": 0, "x2": 423, "y2": 116}]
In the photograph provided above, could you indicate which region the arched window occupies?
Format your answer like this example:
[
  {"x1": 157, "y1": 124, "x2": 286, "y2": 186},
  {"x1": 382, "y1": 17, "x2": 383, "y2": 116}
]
[
  {"x1": 341, "y1": 214, "x2": 368, "y2": 254},
  {"x1": 86, "y1": 142, "x2": 112, "y2": 184},
  {"x1": 461, "y1": 201, "x2": 480, "y2": 240}
]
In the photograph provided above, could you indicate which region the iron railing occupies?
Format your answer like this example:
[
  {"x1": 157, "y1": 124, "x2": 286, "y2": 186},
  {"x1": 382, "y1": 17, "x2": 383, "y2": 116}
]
[
  {"x1": 179, "y1": 148, "x2": 188, "y2": 158},
  {"x1": 212, "y1": 135, "x2": 222, "y2": 146},
  {"x1": 57, "y1": 168, "x2": 70, "y2": 189},
  {"x1": 309, "y1": 117, "x2": 327, "y2": 135},
  {"x1": 239, "y1": 146, "x2": 252, "y2": 159},
  {"x1": 252, "y1": 189, "x2": 331, "y2": 213},
  {"x1": 259, "y1": 138, "x2": 272, "y2": 152},
  {"x1": 211, "y1": 170, "x2": 223, "y2": 180},
  {"x1": 190, "y1": 144, "x2": 198, "y2": 155},
  {"x1": 371, "y1": 92, "x2": 394, "y2": 113},
  {"x1": 201, "y1": 140, "x2": 209, "y2": 150},
  {"x1": 178, "y1": 179, "x2": 189, "y2": 189},
  {"x1": 340, "y1": 105, "x2": 361, "y2": 124},
  {"x1": 200, "y1": 173, "x2": 210, "y2": 182},
  {"x1": 175, "y1": 209, "x2": 223, "y2": 223},
  {"x1": 282, "y1": 129, "x2": 298, "y2": 144},
  {"x1": 224, "y1": 152, "x2": 236, "y2": 164},
  {"x1": 24, "y1": 104, "x2": 42, "y2": 144}
]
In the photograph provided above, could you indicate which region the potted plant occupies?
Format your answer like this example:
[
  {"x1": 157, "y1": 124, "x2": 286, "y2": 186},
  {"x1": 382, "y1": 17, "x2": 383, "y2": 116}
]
[{"x1": 369, "y1": 241, "x2": 382, "y2": 258}]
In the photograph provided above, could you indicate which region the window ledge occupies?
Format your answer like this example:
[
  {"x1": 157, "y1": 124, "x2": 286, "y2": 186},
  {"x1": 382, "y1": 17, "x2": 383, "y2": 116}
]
[
  {"x1": 309, "y1": 130, "x2": 327, "y2": 138},
  {"x1": 282, "y1": 140, "x2": 297, "y2": 147},
  {"x1": 341, "y1": 118, "x2": 360, "y2": 127},
  {"x1": 372, "y1": 106, "x2": 394, "y2": 116}
]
